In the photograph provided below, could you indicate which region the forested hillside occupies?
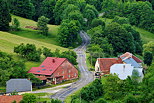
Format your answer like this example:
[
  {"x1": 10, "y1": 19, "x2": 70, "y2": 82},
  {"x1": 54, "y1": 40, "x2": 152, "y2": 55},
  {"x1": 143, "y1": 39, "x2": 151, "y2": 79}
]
[{"x1": 0, "y1": 0, "x2": 154, "y2": 102}]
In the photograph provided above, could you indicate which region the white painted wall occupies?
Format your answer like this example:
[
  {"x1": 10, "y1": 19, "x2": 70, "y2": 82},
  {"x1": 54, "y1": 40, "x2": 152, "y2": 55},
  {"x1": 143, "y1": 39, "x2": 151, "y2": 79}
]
[
  {"x1": 95, "y1": 59, "x2": 100, "y2": 72},
  {"x1": 110, "y1": 64, "x2": 134, "y2": 80}
]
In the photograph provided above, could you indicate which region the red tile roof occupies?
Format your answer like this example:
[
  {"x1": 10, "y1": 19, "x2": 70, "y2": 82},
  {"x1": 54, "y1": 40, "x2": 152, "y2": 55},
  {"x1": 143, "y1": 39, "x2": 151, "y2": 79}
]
[
  {"x1": 28, "y1": 57, "x2": 66, "y2": 75},
  {"x1": 120, "y1": 52, "x2": 142, "y2": 63},
  {"x1": 98, "y1": 58, "x2": 123, "y2": 74},
  {"x1": 0, "y1": 95, "x2": 23, "y2": 103}
]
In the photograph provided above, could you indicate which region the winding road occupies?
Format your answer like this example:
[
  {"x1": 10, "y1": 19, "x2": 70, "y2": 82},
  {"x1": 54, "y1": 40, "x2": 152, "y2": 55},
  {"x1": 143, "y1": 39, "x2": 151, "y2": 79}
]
[{"x1": 51, "y1": 31, "x2": 94, "y2": 102}]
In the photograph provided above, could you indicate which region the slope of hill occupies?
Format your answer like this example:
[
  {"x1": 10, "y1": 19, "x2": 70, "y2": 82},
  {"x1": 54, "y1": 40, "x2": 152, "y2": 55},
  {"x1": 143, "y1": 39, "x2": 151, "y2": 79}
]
[
  {"x1": 11, "y1": 15, "x2": 59, "y2": 36},
  {"x1": 0, "y1": 31, "x2": 67, "y2": 54},
  {"x1": 10, "y1": 15, "x2": 60, "y2": 45}
]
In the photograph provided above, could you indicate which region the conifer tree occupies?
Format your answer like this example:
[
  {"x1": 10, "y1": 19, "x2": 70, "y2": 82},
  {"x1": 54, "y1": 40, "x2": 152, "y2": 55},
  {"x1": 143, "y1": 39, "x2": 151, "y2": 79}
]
[{"x1": 0, "y1": 0, "x2": 11, "y2": 31}]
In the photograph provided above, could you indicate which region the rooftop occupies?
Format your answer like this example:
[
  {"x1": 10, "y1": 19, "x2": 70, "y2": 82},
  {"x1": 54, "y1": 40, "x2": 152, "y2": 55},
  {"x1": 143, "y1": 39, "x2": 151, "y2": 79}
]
[
  {"x1": 0, "y1": 95, "x2": 23, "y2": 103},
  {"x1": 97, "y1": 58, "x2": 123, "y2": 73},
  {"x1": 120, "y1": 52, "x2": 142, "y2": 63},
  {"x1": 28, "y1": 57, "x2": 66, "y2": 75}
]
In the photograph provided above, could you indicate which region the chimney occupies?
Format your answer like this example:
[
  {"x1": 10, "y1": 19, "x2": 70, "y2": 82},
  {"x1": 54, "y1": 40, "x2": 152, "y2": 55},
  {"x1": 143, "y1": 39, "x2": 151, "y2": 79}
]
[{"x1": 52, "y1": 59, "x2": 55, "y2": 63}]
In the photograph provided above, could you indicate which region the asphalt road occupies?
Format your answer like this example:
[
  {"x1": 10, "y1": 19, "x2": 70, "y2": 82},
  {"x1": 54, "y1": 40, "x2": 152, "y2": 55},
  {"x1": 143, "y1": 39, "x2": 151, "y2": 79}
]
[{"x1": 51, "y1": 31, "x2": 94, "y2": 102}]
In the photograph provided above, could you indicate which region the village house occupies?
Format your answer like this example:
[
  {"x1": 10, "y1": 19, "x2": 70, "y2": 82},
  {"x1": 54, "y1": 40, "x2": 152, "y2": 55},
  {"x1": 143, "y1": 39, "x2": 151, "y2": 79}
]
[
  {"x1": 28, "y1": 57, "x2": 78, "y2": 84},
  {"x1": 95, "y1": 52, "x2": 144, "y2": 80}
]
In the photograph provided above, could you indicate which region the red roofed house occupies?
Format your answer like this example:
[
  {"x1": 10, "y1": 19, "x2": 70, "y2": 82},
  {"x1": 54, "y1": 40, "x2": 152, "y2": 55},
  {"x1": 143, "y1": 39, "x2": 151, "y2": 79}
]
[
  {"x1": 95, "y1": 58, "x2": 123, "y2": 74},
  {"x1": 28, "y1": 57, "x2": 78, "y2": 84},
  {"x1": 0, "y1": 95, "x2": 23, "y2": 103},
  {"x1": 95, "y1": 52, "x2": 143, "y2": 80}
]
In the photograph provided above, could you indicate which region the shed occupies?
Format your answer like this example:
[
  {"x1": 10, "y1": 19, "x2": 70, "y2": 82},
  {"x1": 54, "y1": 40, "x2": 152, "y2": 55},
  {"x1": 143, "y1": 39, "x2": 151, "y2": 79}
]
[{"x1": 6, "y1": 79, "x2": 32, "y2": 93}]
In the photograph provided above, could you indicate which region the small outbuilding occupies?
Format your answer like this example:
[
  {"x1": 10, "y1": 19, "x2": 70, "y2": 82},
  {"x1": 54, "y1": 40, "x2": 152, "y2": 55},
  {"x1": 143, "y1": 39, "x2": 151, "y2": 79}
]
[{"x1": 6, "y1": 79, "x2": 32, "y2": 93}]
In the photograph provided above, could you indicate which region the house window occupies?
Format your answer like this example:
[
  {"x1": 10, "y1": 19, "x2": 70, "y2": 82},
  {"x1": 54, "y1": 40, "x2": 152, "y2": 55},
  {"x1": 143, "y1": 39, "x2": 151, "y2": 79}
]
[
  {"x1": 68, "y1": 70, "x2": 71, "y2": 73},
  {"x1": 62, "y1": 71, "x2": 64, "y2": 74},
  {"x1": 74, "y1": 73, "x2": 76, "y2": 76},
  {"x1": 68, "y1": 75, "x2": 70, "y2": 78}
]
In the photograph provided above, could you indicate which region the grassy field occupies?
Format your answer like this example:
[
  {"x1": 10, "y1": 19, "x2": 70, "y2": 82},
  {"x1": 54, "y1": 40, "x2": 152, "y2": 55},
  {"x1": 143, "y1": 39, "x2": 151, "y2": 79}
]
[
  {"x1": 0, "y1": 31, "x2": 67, "y2": 53},
  {"x1": 0, "y1": 31, "x2": 68, "y2": 71},
  {"x1": 10, "y1": 15, "x2": 60, "y2": 46},
  {"x1": 133, "y1": 27, "x2": 154, "y2": 44},
  {"x1": 11, "y1": 15, "x2": 59, "y2": 37},
  {"x1": 10, "y1": 29, "x2": 58, "y2": 45}
]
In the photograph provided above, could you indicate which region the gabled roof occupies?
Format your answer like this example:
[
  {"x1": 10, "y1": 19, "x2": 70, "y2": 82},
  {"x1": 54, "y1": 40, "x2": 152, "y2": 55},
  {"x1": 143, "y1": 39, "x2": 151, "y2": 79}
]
[
  {"x1": 0, "y1": 95, "x2": 23, "y2": 103},
  {"x1": 120, "y1": 52, "x2": 142, "y2": 63},
  {"x1": 6, "y1": 79, "x2": 32, "y2": 93},
  {"x1": 28, "y1": 57, "x2": 66, "y2": 75},
  {"x1": 97, "y1": 58, "x2": 123, "y2": 73},
  {"x1": 123, "y1": 58, "x2": 141, "y2": 68}
]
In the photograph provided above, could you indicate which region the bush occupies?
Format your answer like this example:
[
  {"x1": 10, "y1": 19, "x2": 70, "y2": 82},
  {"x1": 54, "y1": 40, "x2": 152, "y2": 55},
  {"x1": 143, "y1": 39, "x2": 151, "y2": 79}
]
[
  {"x1": 21, "y1": 93, "x2": 37, "y2": 103},
  {"x1": 124, "y1": 95, "x2": 138, "y2": 103},
  {"x1": 144, "y1": 51, "x2": 153, "y2": 66},
  {"x1": 14, "y1": 43, "x2": 42, "y2": 62},
  {"x1": 95, "y1": 98, "x2": 107, "y2": 103},
  {"x1": 91, "y1": 18, "x2": 105, "y2": 29},
  {"x1": 113, "y1": 16, "x2": 130, "y2": 25}
]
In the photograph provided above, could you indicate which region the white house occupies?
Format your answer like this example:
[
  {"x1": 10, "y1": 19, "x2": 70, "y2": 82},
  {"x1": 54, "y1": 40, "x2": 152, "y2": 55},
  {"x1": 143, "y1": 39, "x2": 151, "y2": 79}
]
[
  {"x1": 110, "y1": 64, "x2": 144, "y2": 80},
  {"x1": 95, "y1": 52, "x2": 144, "y2": 80}
]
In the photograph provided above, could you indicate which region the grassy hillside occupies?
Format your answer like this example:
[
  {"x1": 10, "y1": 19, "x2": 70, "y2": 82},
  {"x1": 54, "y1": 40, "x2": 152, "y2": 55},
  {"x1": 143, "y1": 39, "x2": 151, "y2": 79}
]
[
  {"x1": 0, "y1": 31, "x2": 68, "y2": 71},
  {"x1": 11, "y1": 15, "x2": 59, "y2": 36},
  {"x1": 134, "y1": 27, "x2": 154, "y2": 44},
  {"x1": 0, "y1": 15, "x2": 68, "y2": 72},
  {"x1": 0, "y1": 31, "x2": 67, "y2": 53},
  {"x1": 10, "y1": 15, "x2": 59, "y2": 45}
]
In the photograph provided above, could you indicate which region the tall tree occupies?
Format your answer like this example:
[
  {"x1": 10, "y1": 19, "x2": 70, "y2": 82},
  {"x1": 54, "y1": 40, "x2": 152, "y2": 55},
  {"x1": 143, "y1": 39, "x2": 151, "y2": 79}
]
[
  {"x1": 11, "y1": 0, "x2": 35, "y2": 19},
  {"x1": 144, "y1": 51, "x2": 153, "y2": 66},
  {"x1": 37, "y1": 16, "x2": 49, "y2": 36},
  {"x1": 104, "y1": 22, "x2": 135, "y2": 55},
  {"x1": 58, "y1": 19, "x2": 80, "y2": 47},
  {"x1": 31, "y1": 0, "x2": 44, "y2": 21},
  {"x1": 0, "y1": 0, "x2": 11, "y2": 31},
  {"x1": 40, "y1": 0, "x2": 56, "y2": 24},
  {"x1": 143, "y1": 41, "x2": 154, "y2": 56}
]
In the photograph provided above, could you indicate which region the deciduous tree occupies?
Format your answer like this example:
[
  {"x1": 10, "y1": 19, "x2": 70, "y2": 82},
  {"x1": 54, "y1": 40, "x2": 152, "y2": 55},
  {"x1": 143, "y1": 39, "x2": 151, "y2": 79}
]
[
  {"x1": 37, "y1": 16, "x2": 49, "y2": 36},
  {"x1": 144, "y1": 51, "x2": 153, "y2": 66}
]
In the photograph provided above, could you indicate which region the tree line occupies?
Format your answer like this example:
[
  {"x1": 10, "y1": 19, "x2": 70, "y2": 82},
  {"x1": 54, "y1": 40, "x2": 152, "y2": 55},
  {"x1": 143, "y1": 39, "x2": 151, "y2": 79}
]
[{"x1": 14, "y1": 43, "x2": 78, "y2": 65}]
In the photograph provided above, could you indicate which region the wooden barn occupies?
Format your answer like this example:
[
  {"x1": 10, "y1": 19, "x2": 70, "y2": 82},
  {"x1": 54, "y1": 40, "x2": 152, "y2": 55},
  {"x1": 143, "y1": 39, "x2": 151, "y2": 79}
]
[{"x1": 28, "y1": 57, "x2": 78, "y2": 84}]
